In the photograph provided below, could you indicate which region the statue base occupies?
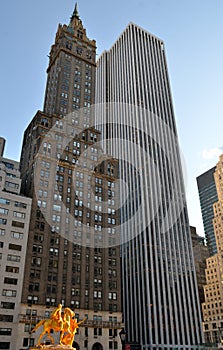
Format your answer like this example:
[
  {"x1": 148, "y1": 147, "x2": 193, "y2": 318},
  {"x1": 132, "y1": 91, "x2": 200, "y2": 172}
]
[{"x1": 30, "y1": 346, "x2": 76, "y2": 350}]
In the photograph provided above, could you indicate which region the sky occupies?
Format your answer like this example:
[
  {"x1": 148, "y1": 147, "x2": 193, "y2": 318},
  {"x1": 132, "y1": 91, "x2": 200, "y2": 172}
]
[{"x1": 1, "y1": 0, "x2": 223, "y2": 236}]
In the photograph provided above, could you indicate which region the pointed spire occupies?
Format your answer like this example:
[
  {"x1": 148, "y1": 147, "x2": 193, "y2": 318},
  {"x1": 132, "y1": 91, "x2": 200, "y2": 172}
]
[
  {"x1": 74, "y1": 3, "x2": 79, "y2": 18},
  {"x1": 70, "y1": 2, "x2": 80, "y2": 21}
]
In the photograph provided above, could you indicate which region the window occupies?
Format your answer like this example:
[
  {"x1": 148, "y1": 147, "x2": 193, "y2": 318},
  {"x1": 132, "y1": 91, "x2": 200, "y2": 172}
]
[
  {"x1": 4, "y1": 277, "x2": 17, "y2": 285},
  {"x1": 0, "y1": 218, "x2": 7, "y2": 225},
  {"x1": 0, "y1": 229, "x2": 5, "y2": 236},
  {"x1": 49, "y1": 248, "x2": 59, "y2": 256},
  {"x1": 11, "y1": 231, "x2": 23, "y2": 239},
  {"x1": 53, "y1": 204, "x2": 61, "y2": 212},
  {"x1": 12, "y1": 220, "x2": 24, "y2": 228},
  {"x1": 7, "y1": 254, "x2": 20, "y2": 262},
  {"x1": 48, "y1": 272, "x2": 57, "y2": 282},
  {"x1": 9, "y1": 243, "x2": 22, "y2": 251},
  {"x1": 6, "y1": 172, "x2": 16, "y2": 179},
  {"x1": 76, "y1": 47, "x2": 82, "y2": 55},
  {"x1": 38, "y1": 190, "x2": 48, "y2": 198},
  {"x1": 0, "y1": 207, "x2": 8, "y2": 215},
  {"x1": 13, "y1": 211, "x2": 25, "y2": 218},
  {"x1": 0, "y1": 302, "x2": 15, "y2": 309},
  {"x1": 2, "y1": 290, "x2": 16, "y2": 297},
  {"x1": 0, "y1": 198, "x2": 10, "y2": 205},
  {"x1": 40, "y1": 170, "x2": 49, "y2": 178},
  {"x1": 29, "y1": 282, "x2": 39, "y2": 292},
  {"x1": 109, "y1": 304, "x2": 117, "y2": 312},
  {"x1": 32, "y1": 245, "x2": 43, "y2": 253},
  {"x1": 41, "y1": 118, "x2": 49, "y2": 127},
  {"x1": 0, "y1": 342, "x2": 10, "y2": 349},
  {"x1": 0, "y1": 328, "x2": 12, "y2": 335},
  {"x1": 3, "y1": 162, "x2": 14, "y2": 170},
  {"x1": 27, "y1": 295, "x2": 39, "y2": 305},
  {"x1": 112, "y1": 293, "x2": 117, "y2": 300},
  {"x1": 66, "y1": 41, "x2": 72, "y2": 50},
  {"x1": 30, "y1": 269, "x2": 39, "y2": 279},
  {"x1": 6, "y1": 266, "x2": 19, "y2": 273},
  {"x1": 34, "y1": 233, "x2": 44, "y2": 242},
  {"x1": 5, "y1": 181, "x2": 19, "y2": 190},
  {"x1": 52, "y1": 215, "x2": 61, "y2": 223},
  {"x1": 15, "y1": 201, "x2": 27, "y2": 208},
  {"x1": 43, "y1": 142, "x2": 51, "y2": 154},
  {"x1": 35, "y1": 221, "x2": 45, "y2": 231},
  {"x1": 31, "y1": 257, "x2": 42, "y2": 266},
  {"x1": 54, "y1": 194, "x2": 62, "y2": 201},
  {"x1": 37, "y1": 200, "x2": 47, "y2": 208},
  {"x1": 74, "y1": 301, "x2": 79, "y2": 309}
]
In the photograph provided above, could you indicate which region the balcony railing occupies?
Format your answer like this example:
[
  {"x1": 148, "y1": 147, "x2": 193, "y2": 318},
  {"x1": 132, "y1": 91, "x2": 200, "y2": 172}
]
[
  {"x1": 19, "y1": 314, "x2": 45, "y2": 324},
  {"x1": 82, "y1": 320, "x2": 124, "y2": 329},
  {"x1": 19, "y1": 314, "x2": 124, "y2": 329}
]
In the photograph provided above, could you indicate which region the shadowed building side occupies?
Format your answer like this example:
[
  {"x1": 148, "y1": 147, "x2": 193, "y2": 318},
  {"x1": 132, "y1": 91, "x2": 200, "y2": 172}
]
[{"x1": 18, "y1": 4, "x2": 123, "y2": 349}]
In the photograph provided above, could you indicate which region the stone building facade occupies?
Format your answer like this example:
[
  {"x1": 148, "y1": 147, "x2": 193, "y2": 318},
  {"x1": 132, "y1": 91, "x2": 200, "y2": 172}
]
[
  {"x1": 17, "y1": 5, "x2": 123, "y2": 350},
  {"x1": 0, "y1": 137, "x2": 32, "y2": 350},
  {"x1": 202, "y1": 154, "x2": 223, "y2": 345}
]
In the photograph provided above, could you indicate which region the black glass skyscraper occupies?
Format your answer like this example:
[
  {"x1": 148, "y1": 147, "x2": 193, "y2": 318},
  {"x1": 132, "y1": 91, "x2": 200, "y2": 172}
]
[{"x1": 197, "y1": 167, "x2": 218, "y2": 255}]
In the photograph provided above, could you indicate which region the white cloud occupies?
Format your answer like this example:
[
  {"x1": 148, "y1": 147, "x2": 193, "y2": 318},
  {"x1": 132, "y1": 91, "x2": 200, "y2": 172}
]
[{"x1": 202, "y1": 147, "x2": 222, "y2": 160}]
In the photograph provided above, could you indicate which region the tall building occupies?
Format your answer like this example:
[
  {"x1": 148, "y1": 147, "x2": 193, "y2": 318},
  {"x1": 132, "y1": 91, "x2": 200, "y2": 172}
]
[
  {"x1": 18, "y1": 5, "x2": 123, "y2": 350},
  {"x1": 190, "y1": 226, "x2": 209, "y2": 305},
  {"x1": 43, "y1": 3, "x2": 96, "y2": 117},
  {"x1": 96, "y1": 23, "x2": 203, "y2": 348},
  {"x1": 197, "y1": 167, "x2": 218, "y2": 255},
  {"x1": 0, "y1": 137, "x2": 32, "y2": 350},
  {"x1": 202, "y1": 154, "x2": 223, "y2": 344}
]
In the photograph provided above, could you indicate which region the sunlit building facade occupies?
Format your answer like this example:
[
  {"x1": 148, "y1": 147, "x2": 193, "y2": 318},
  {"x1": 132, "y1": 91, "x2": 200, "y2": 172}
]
[
  {"x1": 202, "y1": 154, "x2": 223, "y2": 344},
  {"x1": 96, "y1": 23, "x2": 203, "y2": 349}
]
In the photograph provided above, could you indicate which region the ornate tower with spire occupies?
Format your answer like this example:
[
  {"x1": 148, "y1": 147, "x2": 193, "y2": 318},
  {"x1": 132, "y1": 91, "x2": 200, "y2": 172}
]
[
  {"x1": 18, "y1": 4, "x2": 123, "y2": 350},
  {"x1": 44, "y1": 3, "x2": 96, "y2": 117}
]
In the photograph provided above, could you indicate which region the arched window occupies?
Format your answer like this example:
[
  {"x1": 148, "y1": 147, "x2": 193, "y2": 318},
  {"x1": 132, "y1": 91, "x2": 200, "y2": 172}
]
[
  {"x1": 72, "y1": 341, "x2": 80, "y2": 350},
  {"x1": 92, "y1": 343, "x2": 103, "y2": 350}
]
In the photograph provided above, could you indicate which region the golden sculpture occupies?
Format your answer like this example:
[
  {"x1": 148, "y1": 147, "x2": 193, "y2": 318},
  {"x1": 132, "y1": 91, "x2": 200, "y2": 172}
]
[
  {"x1": 31, "y1": 304, "x2": 84, "y2": 348},
  {"x1": 61, "y1": 311, "x2": 79, "y2": 347}
]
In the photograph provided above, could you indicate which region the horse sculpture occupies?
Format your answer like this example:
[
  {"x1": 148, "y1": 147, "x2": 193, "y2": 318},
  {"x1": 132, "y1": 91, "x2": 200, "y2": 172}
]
[{"x1": 31, "y1": 304, "x2": 83, "y2": 347}]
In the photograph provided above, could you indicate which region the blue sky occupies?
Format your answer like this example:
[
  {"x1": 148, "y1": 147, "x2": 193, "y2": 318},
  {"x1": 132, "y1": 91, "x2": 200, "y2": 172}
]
[{"x1": 1, "y1": 0, "x2": 223, "y2": 235}]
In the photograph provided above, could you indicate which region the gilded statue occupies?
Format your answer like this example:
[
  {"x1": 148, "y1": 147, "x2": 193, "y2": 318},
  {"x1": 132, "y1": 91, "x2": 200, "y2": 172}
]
[{"x1": 31, "y1": 304, "x2": 85, "y2": 348}]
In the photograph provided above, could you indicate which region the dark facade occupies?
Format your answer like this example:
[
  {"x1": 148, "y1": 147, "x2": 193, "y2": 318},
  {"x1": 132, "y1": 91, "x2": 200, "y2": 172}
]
[
  {"x1": 19, "y1": 5, "x2": 123, "y2": 349},
  {"x1": 197, "y1": 167, "x2": 218, "y2": 255},
  {"x1": 190, "y1": 226, "x2": 209, "y2": 306}
]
